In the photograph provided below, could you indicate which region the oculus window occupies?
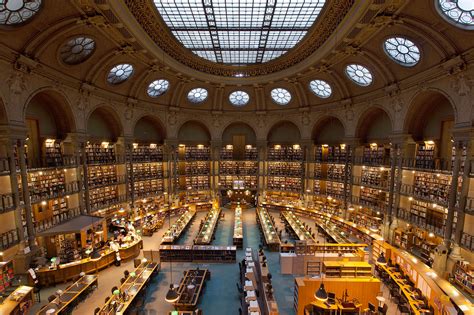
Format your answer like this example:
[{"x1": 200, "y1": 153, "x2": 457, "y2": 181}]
[
  {"x1": 437, "y1": 0, "x2": 474, "y2": 28},
  {"x1": 60, "y1": 37, "x2": 96, "y2": 65},
  {"x1": 0, "y1": 0, "x2": 41, "y2": 25},
  {"x1": 383, "y1": 37, "x2": 420, "y2": 67},
  {"x1": 309, "y1": 79, "x2": 332, "y2": 98},
  {"x1": 147, "y1": 79, "x2": 170, "y2": 97},
  {"x1": 229, "y1": 91, "x2": 250, "y2": 106},
  {"x1": 107, "y1": 64, "x2": 134, "y2": 85},
  {"x1": 345, "y1": 64, "x2": 373, "y2": 86},
  {"x1": 152, "y1": 0, "x2": 326, "y2": 65},
  {"x1": 271, "y1": 88, "x2": 291, "y2": 105},
  {"x1": 188, "y1": 88, "x2": 208, "y2": 103}
]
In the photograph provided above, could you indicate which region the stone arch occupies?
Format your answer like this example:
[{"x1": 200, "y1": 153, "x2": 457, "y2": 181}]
[
  {"x1": 24, "y1": 88, "x2": 77, "y2": 138},
  {"x1": 267, "y1": 120, "x2": 301, "y2": 144},
  {"x1": 355, "y1": 106, "x2": 393, "y2": 143},
  {"x1": 312, "y1": 115, "x2": 346, "y2": 145},
  {"x1": 403, "y1": 89, "x2": 455, "y2": 141},
  {"x1": 178, "y1": 120, "x2": 211, "y2": 144},
  {"x1": 133, "y1": 114, "x2": 166, "y2": 143},
  {"x1": 86, "y1": 105, "x2": 123, "y2": 141},
  {"x1": 221, "y1": 122, "x2": 257, "y2": 145}
]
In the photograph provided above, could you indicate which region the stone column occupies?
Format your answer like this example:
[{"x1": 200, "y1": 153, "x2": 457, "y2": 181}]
[
  {"x1": 123, "y1": 136, "x2": 134, "y2": 207},
  {"x1": 256, "y1": 140, "x2": 267, "y2": 204},
  {"x1": 17, "y1": 139, "x2": 35, "y2": 249},
  {"x1": 210, "y1": 140, "x2": 222, "y2": 199},
  {"x1": 164, "y1": 139, "x2": 179, "y2": 204},
  {"x1": 2, "y1": 137, "x2": 25, "y2": 244},
  {"x1": 343, "y1": 138, "x2": 359, "y2": 220},
  {"x1": 300, "y1": 139, "x2": 312, "y2": 197}
]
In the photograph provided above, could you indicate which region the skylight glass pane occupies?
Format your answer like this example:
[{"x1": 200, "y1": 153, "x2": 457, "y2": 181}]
[{"x1": 153, "y1": 0, "x2": 326, "y2": 65}]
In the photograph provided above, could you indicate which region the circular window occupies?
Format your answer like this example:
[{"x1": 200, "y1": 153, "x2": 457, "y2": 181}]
[
  {"x1": 147, "y1": 79, "x2": 170, "y2": 97},
  {"x1": 60, "y1": 37, "x2": 96, "y2": 65},
  {"x1": 0, "y1": 0, "x2": 41, "y2": 25},
  {"x1": 345, "y1": 64, "x2": 373, "y2": 86},
  {"x1": 384, "y1": 37, "x2": 420, "y2": 67},
  {"x1": 188, "y1": 88, "x2": 208, "y2": 103},
  {"x1": 271, "y1": 88, "x2": 292, "y2": 105},
  {"x1": 107, "y1": 64, "x2": 134, "y2": 85},
  {"x1": 437, "y1": 0, "x2": 474, "y2": 28},
  {"x1": 229, "y1": 91, "x2": 250, "y2": 106},
  {"x1": 309, "y1": 79, "x2": 332, "y2": 98}
]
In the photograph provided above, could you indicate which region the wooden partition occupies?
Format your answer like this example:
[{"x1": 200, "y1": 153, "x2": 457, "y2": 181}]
[{"x1": 294, "y1": 277, "x2": 381, "y2": 315}]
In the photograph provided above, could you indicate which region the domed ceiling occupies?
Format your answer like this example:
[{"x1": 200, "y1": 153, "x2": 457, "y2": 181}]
[
  {"x1": 152, "y1": 0, "x2": 327, "y2": 66},
  {"x1": 125, "y1": 0, "x2": 354, "y2": 77}
]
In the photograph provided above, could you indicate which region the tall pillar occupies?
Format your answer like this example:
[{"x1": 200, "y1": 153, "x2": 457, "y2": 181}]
[
  {"x1": 301, "y1": 139, "x2": 312, "y2": 197},
  {"x1": 256, "y1": 140, "x2": 267, "y2": 204},
  {"x1": 164, "y1": 139, "x2": 178, "y2": 203},
  {"x1": 210, "y1": 140, "x2": 222, "y2": 199},
  {"x1": 343, "y1": 138, "x2": 359, "y2": 220},
  {"x1": 3, "y1": 137, "x2": 25, "y2": 245},
  {"x1": 17, "y1": 139, "x2": 35, "y2": 249},
  {"x1": 123, "y1": 136, "x2": 134, "y2": 207},
  {"x1": 80, "y1": 139, "x2": 91, "y2": 214}
]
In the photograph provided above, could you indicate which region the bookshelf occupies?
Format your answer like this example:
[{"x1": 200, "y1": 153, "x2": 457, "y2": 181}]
[
  {"x1": 314, "y1": 144, "x2": 347, "y2": 163},
  {"x1": 323, "y1": 261, "x2": 372, "y2": 278},
  {"x1": 359, "y1": 186, "x2": 388, "y2": 210},
  {"x1": 267, "y1": 145, "x2": 303, "y2": 193},
  {"x1": 326, "y1": 181, "x2": 345, "y2": 199},
  {"x1": 88, "y1": 165, "x2": 118, "y2": 188},
  {"x1": 28, "y1": 169, "x2": 66, "y2": 201},
  {"x1": 327, "y1": 164, "x2": 345, "y2": 181},
  {"x1": 267, "y1": 176, "x2": 301, "y2": 191},
  {"x1": 85, "y1": 142, "x2": 115, "y2": 164},
  {"x1": 361, "y1": 166, "x2": 389, "y2": 189},
  {"x1": 413, "y1": 172, "x2": 451, "y2": 204},
  {"x1": 268, "y1": 145, "x2": 303, "y2": 161},
  {"x1": 132, "y1": 143, "x2": 163, "y2": 162},
  {"x1": 453, "y1": 261, "x2": 473, "y2": 297},
  {"x1": 362, "y1": 143, "x2": 390, "y2": 165},
  {"x1": 268, "y1": 161, "x2": 303, "y2": 176},
  {"x1": 184, "y1": 145, "x2": 210, "y2": 161},
  {"x1": 0, "y1": 261, "x2": 14, "y2": 295},
  {"x1": 43, "y1": 139, "x2": 63, "y2": 167},
  {"x1": 89, "y1": 186, "x2": 119, "y2": 210},
  {"x1": 409, "y1": 199, "x2": 447, "y2": 232},
  {"x1": 415, "y1": 142, "x2": 436, "y2": 170}
]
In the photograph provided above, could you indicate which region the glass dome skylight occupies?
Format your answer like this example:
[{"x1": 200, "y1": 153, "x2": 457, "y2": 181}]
[{"x1": 152, "y1": 0, "x2": 326, "y2": 65}]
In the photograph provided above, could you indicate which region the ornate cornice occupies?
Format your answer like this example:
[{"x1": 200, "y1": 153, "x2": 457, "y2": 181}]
[{"x1": 123, "y1": 0, "x2": 355, "y2": 77}]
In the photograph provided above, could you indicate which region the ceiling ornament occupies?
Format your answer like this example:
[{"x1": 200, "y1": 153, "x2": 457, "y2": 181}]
[{"x1": 123, "y1": 0, "x2": 354, "y2": 77}]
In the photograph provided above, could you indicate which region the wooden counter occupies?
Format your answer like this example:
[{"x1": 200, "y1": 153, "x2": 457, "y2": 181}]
[
  {"x1": 0, "y1": 286, "x2": 33, "y2": 315},
  {"x1": 174, "y1": 269, "x2": 210, "y2": 311},
  {"x1": 294, "y1": 277, "x2": 381, "y2": 315},
  {"x1": 36, "y1": 239, "x2": 142, "y2": 286}
]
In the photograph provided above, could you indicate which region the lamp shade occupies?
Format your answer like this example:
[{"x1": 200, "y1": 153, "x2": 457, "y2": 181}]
[
  {"x1": 165, "y1": 284, "x2": 179, "y2": 303},
  {"x1": 130, "y1": 272, "x2": 136, "y2": 277},
  {"x1": 377, "y1": 253, "x2": 387, "y2": 265},
  {"x1": 113, "y1": 289, "x2": 120, "y2": 295},
  {"x1": 315, "y1": 283, "x2": 328, "y2": 302}
]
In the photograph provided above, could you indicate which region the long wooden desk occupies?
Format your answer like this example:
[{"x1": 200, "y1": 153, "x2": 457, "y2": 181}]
[
  {"x1": 99, "y1": 262, "x2": 159, "y2": 314},
  {"x1": 174, "y1": 269, "x2": 210, "y2": 311},
  {"x1": 308, "y1": 299, "x2": 362, "y2": 315},
  {"x1": 233, "y1": 206, "x2": 243, "y2": 248},
  {"x1": 0, "y1": 286, "x2": 33, "y2": 315},
  {"x1": 36, "y1": 275, "x2": 98, "y2": 315},
  {"x1": 36, "y1": 239, "x2": 142, "y2": 286},
  {"x1": 162, "y1": 210, "x2": 196, "y2": 244},
  {"x1": 256, "y1": 208, "x2": 280, "y2": 251},
  {"x1": 194, "y1": 208, "x2": 221, "y2": 245},
  {"x1": 379, "y1": 264, "x2": 429, "y2": 315},
  {"x1": 282, "y1": 211, "x2": 315, "y2": 242}
]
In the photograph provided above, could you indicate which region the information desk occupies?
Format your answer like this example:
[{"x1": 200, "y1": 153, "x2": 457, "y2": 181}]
[
  {"x1": 233, "y1": 206, "x2": 243, "y2": 248},
  {"x1": 159, "y1": 245, "x2": 236, "y2": 263},
  {"x1": 36, "y1": 275, "x2": 97, "y2": 315},
  {"x1": 99, "y1": 262, "x2": 159, "y2": 314},
  {"x1": 36, "y1": 239, "x2": 142, "y2": 286},
  {"x1": 174, "y1": 269, "x2": 210, "y2": 311},
  {"x1": 162, "y1": 210, "x2": 196, "y2": 244},
  {"x1": 294, "y1": 277, "x2": 381, "y2": 315},
  {"x1": 256, "y1": 208, "x2": 280, "y2": 251},
  {"x1": 194, "y1": 208, "x2": 221, "y2": 245},
  {"x1": 0, "y1": 286, "x2": 33, "y2": 315},
  {"x1": 282, "y1": 211, "x2": 315, "y2": 241}
]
